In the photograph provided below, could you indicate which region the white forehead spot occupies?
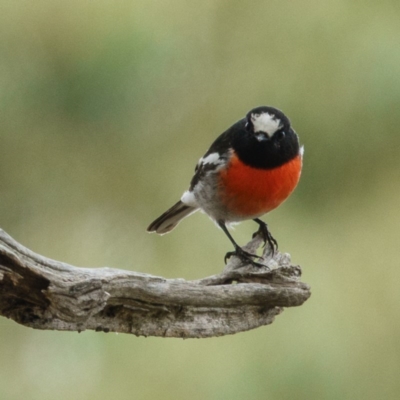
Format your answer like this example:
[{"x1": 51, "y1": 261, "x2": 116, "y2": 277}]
[
  {"x1": 251, "y1": 112, "x2": 282, "y2": 135},
  {"x1": 200, "y1": 152, "x2": 222, "y2": 165}
]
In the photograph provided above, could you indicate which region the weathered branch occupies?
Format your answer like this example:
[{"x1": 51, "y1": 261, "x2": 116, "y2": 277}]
[{"x1": 0, "y1": 228, "x2": 310, "y2": 338}]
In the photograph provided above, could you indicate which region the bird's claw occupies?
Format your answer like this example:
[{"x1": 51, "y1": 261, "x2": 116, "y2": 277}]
[
  {"x1": 253, "y1": 223, "x2": 278, "y2": 254},
  {"x1": 224, "y1": 247, "x2": 265, "y2": 268}
]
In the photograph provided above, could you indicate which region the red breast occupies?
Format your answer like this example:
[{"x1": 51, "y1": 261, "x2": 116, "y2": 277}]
[{"x1": 219, "y1": 153, "x2": 302, "y2": 218}]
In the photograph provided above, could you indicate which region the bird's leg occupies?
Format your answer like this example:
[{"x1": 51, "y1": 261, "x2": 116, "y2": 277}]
[
  {"x1": 252, "y1": 218, "x2": 278, "y2": 253},
  {"x1": 218, "y1": 220, "x2": 265, "y2": 267}
]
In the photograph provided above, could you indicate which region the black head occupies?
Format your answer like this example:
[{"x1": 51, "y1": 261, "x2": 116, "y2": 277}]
[
  {"x1": 245, "y1": 106, "x2": 291, "y2": 140},
  {"x1": 232, "y1": 106, "x2": 300, "y2": 169}
]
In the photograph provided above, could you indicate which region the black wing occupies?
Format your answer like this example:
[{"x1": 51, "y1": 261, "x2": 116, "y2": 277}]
[{"x1": 189, "y1": 118, "x2": 246, "y2": 190}]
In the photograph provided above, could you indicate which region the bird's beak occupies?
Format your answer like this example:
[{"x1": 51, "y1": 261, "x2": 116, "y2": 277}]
[{"x1": 255, "y1": 132, "x2": 270, "y2": 141}]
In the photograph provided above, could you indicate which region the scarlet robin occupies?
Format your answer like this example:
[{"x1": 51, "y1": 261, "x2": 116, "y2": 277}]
[{"x1": 147, "y1": 106, "x2": 303, "y2": 267}]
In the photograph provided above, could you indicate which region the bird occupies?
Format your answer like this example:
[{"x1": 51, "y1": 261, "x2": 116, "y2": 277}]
[{"x1": 147, "y1": 106, "x2": 303, "y2": 267}]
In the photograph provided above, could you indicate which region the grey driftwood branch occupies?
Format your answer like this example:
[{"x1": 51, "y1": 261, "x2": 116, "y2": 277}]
[{"x1": 0, "y1": 228, "x2": 310, "y2": 338}]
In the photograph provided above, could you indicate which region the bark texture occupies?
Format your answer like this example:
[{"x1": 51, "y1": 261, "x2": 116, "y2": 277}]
[{"x1": 0, "y1": 229, "x2": 310, "y2": 338}]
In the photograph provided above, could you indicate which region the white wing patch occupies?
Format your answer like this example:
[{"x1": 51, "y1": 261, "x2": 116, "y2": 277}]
[
  {"x1": 251, "y1": 112, "x2": 282, "y2": 136},
  {"x1": 183, "y1": 152, "x2": 226, "y2": 207},
  {"x1": 199, "y1": 152, "x2": 222, "y2": 166}
]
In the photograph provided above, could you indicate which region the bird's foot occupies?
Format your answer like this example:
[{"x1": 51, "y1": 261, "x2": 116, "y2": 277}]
[
  {"x1": 252, "y1": 222, "x2": 278, "y2": 254},
  {"x1": 224, "y1": 246, "x2": 266, "y2": 268}
]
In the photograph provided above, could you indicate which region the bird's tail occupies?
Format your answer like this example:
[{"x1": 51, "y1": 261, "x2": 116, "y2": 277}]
[{"x1": 147, "y1": 201, "x2": 198, "y2": 234}]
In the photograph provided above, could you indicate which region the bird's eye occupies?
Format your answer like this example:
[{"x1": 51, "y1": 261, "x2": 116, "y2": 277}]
[{"x1": 278, "y1": 131, "x2": 286, "y2": 139}]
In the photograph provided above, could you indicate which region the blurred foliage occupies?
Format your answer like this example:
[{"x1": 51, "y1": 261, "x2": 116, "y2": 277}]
[{"x1": 1, "y1": 0, "x2": 400, "y2": 399}]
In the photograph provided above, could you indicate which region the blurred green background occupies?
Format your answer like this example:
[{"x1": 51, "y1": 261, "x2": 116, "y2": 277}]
[{"x1": 1, "y1": 0, "x2": 400, "y2": 399}]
